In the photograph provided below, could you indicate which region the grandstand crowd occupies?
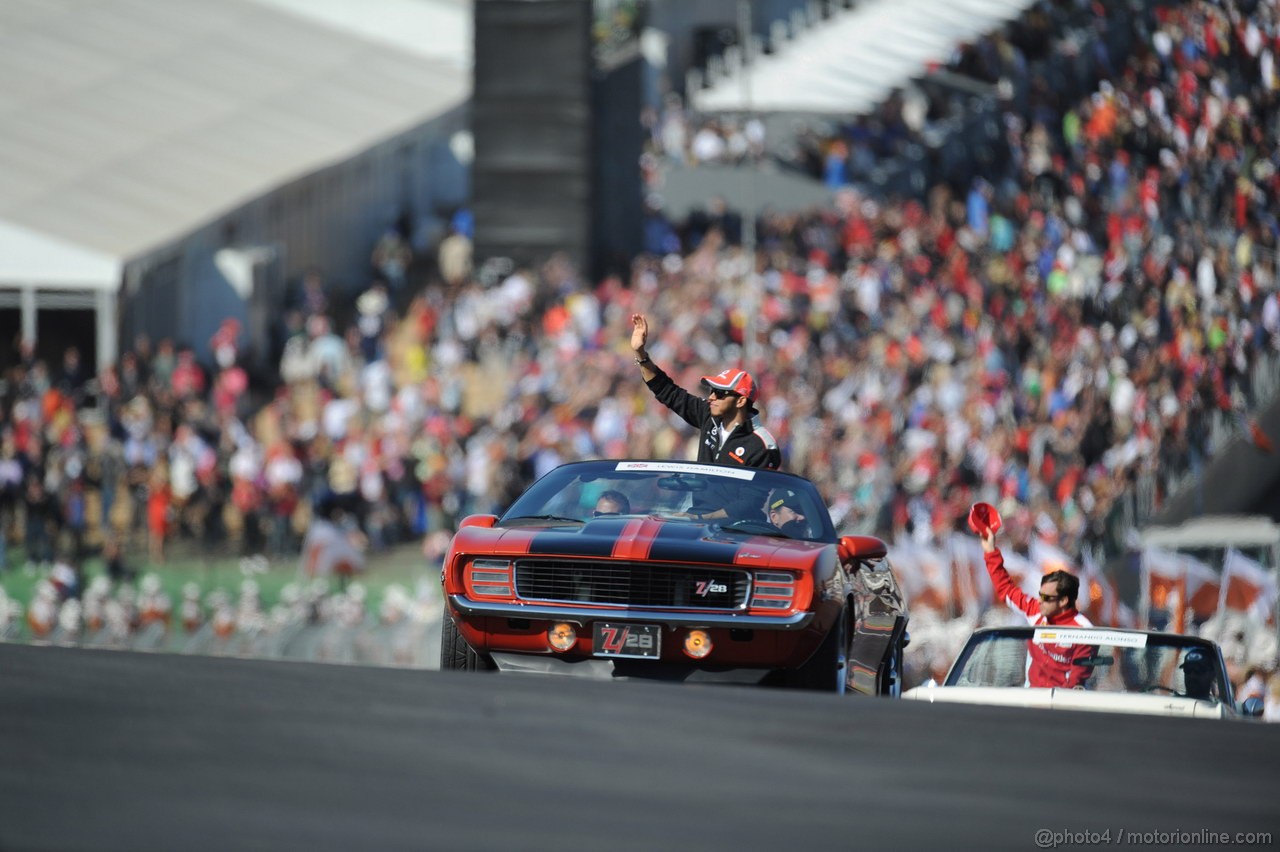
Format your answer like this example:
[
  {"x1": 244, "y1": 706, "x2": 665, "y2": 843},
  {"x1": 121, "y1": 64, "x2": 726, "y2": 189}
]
[{"x1": 1, "y1": 0, "x2": 1278, "y2": 711}]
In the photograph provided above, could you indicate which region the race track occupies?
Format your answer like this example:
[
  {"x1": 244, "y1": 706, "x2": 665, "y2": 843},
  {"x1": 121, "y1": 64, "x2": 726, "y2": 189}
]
[{"x1": 1, "y1": 643, "x2": 1277, "y2": 852}]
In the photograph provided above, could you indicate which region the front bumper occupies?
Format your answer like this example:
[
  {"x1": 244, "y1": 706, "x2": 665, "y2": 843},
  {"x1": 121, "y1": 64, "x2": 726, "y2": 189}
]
[
  {"x1": 447, "y1": 594, "x2": 826, "y2": 670},
  {"x1": 447, "y1": 594, "x2": 815, "y2": 630},
  {"x1": 490, "y1": 653, "x2": 780, "y2": 684}
]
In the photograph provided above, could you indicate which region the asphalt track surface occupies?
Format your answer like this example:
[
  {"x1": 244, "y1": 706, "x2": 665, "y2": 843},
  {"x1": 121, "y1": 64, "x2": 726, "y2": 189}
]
[{"x1": 2, "y1": 643, "x2": 1278, "y2": 852}]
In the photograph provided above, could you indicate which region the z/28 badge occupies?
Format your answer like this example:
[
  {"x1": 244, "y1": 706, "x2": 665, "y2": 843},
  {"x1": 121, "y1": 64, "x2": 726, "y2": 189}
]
[{"x1": 592, "y1": 622, "x2": 660, "y2": 659}]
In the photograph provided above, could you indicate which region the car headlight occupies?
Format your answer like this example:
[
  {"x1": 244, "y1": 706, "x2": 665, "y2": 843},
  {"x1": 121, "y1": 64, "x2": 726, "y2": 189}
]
[
  {"x1": 751, "y1": 571, "x2": 795, "y2": 610},
  {"x1": 465, "y1": 558, "x2": 514, "y2": 598}
]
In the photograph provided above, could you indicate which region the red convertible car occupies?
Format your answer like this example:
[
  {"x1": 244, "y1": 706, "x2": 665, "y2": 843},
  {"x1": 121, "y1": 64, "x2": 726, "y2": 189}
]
[{"x1": 440, "y1": 460, "x2": 908, "y2": 694}]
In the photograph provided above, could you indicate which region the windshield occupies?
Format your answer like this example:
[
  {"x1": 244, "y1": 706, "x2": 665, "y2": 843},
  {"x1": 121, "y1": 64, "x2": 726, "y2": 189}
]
[
  {"x1": 946, "y1": 629, "x2": 1231, "y2": 704},
  {"x1": 499, "y1": 461, "x2": 837, "y2": 542}
]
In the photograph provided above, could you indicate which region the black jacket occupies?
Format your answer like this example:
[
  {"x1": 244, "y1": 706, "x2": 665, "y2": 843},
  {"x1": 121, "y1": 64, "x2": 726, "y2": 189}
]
[{"x1": 644, "y1": 365, "x2": 781, "y2": 470}]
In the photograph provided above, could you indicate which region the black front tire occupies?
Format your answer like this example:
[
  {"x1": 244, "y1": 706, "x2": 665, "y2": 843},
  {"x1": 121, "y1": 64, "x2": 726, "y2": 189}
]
[
  {"x1": 785, "y1": 606, "x2": 849, "y2": 692},
  {"x1": 440, "y1": 615, "x2": 496, "y2": 671}
]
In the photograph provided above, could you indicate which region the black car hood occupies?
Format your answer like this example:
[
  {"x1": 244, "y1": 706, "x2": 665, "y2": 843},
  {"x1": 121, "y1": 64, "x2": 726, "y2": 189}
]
[{"x1": 454, "y1": 516, "x2": 827, "y2": 570}]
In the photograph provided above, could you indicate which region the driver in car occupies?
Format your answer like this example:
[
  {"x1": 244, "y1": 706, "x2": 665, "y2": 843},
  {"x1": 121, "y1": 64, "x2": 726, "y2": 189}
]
[
  {"x1": 767, "y1": 488, "x2": 810, "y2": 538},
  {"x1": 1179, "y1": 648, "x2": 1217, "y2": 700},
  {"x1": 592, "y1": 490, "x2": 631, "y2": 516}
]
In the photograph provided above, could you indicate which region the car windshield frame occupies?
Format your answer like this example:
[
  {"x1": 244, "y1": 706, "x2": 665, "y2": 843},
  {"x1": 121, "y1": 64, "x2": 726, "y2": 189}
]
[
  {"x1": 943, "y1": 627, "x2": 1234, "y2": 705},
  {"x1": 497, "y1": 460, "x2": 838, "y2": 543}
]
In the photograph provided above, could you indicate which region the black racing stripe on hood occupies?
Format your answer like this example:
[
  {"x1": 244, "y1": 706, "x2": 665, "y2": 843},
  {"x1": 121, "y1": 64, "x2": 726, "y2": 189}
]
[
  {"x1": 524, "y1": 519, "x2": 632, "y2": 557},
  {"x1": 646, "y1": 523, "x2": 743, "y2": 565}
]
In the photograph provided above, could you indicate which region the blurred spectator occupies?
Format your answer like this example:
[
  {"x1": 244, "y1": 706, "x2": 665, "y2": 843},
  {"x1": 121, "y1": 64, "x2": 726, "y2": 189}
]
[
  {"x1": 103, "y1": 535, "x2": 134, "y2": 585},
  {"x1": 372, "y1": 227, "x2": 413, "y2": 295},
  {"x1": 438, "y1": 220, "x2": 473, "y2": 291},
  {"x1": 146, "y1": 464, "x2": 171, "y2": 565},
  {"x1": 0, "y1": 437, "x2": 24, "y2": 571},
  {"x1": 23, "y1": 478, "x2": 56, "y2": 568}
]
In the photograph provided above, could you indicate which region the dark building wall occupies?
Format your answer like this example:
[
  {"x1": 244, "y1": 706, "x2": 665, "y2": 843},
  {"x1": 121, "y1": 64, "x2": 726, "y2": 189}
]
[
  {"x1": 592, "y1": 47, "x2": 645, "y2": 279},
  {"x1": 472, "y1": 0, "x2": 593, "y2": 272}
]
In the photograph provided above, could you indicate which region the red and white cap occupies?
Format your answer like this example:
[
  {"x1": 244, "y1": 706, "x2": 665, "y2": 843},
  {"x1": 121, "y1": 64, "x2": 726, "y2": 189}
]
[
  {"x1": 700, "y1": 367, "x2": 756, "y2": 401},
  {"x1": 967, "y1": 502, "x2": 1003, "y2": 536}
]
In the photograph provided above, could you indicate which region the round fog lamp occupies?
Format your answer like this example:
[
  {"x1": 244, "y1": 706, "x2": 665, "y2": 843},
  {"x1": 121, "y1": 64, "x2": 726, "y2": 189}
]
[
  {"x1": 548, "y1": 622, "x2": 577, "y2": 652},
  {"x1": 683, "y1": 629, "x2": 713, "y2": 659}
]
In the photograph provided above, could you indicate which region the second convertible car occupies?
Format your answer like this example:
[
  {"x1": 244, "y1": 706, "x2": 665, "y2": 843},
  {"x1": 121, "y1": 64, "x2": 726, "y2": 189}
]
[
  {"x1": 440, "y1": 460, "x2": 908, "y2": 694},
  {"x1": 903, "y1": 626, "x2": 1264, "y2": 719}
]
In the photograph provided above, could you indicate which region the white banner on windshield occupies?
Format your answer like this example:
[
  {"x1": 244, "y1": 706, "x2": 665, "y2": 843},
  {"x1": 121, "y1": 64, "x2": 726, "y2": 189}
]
[
  {"x1": 614, "y1": 461, "x2": 757, "y2": 481},
  {"x1": 1033, "y1": 628, "x2": 1149, "y2": 648}
]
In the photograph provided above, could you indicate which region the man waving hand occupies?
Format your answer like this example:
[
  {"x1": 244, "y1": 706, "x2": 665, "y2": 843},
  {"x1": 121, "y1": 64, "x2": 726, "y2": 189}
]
[{"x1": 630, "y1": 313, "x2": 780, "y2": 471}]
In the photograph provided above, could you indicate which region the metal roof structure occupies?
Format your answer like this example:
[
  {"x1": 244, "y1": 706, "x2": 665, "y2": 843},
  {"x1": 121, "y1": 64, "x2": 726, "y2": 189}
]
[
  {"x1": 0, "y1": 0, "x2": 472, "y2": 290},
  {"x1": 692, "y1": 0, "x2": 1034, "y2": 115},
  {"x1": 1141, "y1": 516, "x2": 1280, "y2": 550}
]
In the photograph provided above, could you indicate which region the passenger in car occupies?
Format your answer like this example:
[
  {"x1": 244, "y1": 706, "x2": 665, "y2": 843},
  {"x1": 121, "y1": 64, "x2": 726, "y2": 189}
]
[
  {"x1": 973, "y1": 504, "x2": 1094, "y2": 688},
  {"x1": 629, "y1": 313, "x2": 781, "y2": 476},
  {"x1": 630, "y1": 313, "x2": 779, "y2": 523}
]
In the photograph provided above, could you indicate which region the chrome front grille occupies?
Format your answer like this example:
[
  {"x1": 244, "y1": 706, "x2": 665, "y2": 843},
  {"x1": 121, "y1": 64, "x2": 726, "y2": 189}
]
[{"x1": 513, "y1": 559, "x2": 750, "y2": 610}]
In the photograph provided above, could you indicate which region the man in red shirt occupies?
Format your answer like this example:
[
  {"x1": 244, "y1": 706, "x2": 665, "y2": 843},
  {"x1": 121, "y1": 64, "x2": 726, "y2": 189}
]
[{"x1": 979, "y1": 529, "x2": 1094, "y2": 688}]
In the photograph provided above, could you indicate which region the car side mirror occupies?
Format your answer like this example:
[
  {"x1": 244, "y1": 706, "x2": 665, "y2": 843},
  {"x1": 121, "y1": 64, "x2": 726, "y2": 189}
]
[
  {"x1": 1240, "y1": 697, "x2": 1265, "y2": 718},
  {"x1": 458, "y1": 514, "x2": 499, "y2": 529},
  {"x1": 838, "y1": 535, "x2": 888, "y2": 562}
]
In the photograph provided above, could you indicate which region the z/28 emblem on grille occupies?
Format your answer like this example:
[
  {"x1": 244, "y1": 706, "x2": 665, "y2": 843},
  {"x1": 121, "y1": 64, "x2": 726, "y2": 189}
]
[{"x1": 695, "y1": 581, "x2": 728, "y2": 596}]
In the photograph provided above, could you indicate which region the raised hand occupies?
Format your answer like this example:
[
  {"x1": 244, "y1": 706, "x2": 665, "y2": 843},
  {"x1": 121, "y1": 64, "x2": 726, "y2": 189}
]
[{"x1": 630, "y1": 313, "x2": 649, "y2": 354}]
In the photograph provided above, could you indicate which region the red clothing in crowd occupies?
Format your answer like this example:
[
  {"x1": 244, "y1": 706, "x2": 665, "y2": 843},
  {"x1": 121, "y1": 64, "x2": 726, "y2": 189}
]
[{"x1": 984, "y1": 549, "x2": 1094, "y2": 688}]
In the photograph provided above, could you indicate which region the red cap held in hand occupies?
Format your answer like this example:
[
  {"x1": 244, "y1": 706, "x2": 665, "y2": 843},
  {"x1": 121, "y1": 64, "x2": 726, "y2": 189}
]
[{"x1": 968, "y1": 502, "x2": 1003, "y2": 536}]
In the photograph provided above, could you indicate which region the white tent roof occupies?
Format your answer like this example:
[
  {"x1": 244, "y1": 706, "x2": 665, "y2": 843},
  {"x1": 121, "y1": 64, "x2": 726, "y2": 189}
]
[
  {"x1": 0, "y1": 219, "x2": 121, "y2": 290},
  {"x1": 0, "y1": 0, "x2": 472, "y2": 290},
  {"x1": 693, "y1": 0, "x2": 1035, "y2": 114}
]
